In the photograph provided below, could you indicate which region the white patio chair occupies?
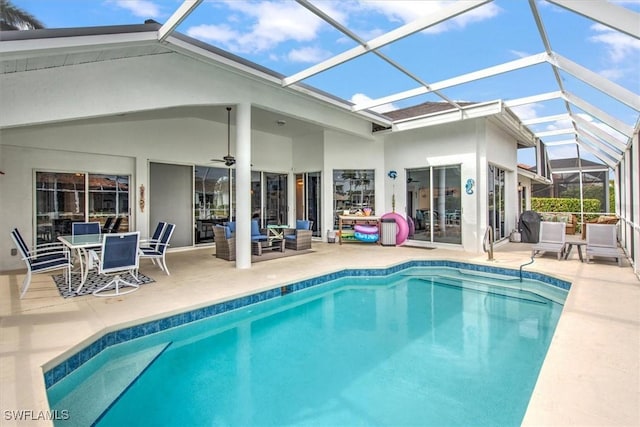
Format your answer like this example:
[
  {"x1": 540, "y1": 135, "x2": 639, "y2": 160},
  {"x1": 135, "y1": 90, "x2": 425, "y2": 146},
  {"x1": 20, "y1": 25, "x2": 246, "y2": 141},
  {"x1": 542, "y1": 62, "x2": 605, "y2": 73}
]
[
  {"x1": 531, "y1": 221, "x2": 566, "y2": 260},
  {"x1": 10, "y1": 228, "x2": 72, "y2": 298},
  {"x1": 586, "y1": 223, "x2": 622, "y2": 267},
  {"x1": 139, "y1": 223, "x2": 175, "y2": 275}
]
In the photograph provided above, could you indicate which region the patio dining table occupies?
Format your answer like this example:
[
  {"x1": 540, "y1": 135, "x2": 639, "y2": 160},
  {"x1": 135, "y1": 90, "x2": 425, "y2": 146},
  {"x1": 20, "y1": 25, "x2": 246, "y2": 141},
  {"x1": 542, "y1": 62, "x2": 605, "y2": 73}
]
[{"x1": 58, "y1": 234, "x2": 105, "y2": 293}]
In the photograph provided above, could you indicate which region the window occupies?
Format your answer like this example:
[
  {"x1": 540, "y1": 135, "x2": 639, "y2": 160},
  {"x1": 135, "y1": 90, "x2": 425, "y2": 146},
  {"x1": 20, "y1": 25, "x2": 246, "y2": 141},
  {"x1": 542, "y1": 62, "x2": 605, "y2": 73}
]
[
  {"x1": 36, "y1": 172, "x2": 129, "y2": 244},
  {"x1": 333, "y1": 169, "x2": 375, "y2": 228}
]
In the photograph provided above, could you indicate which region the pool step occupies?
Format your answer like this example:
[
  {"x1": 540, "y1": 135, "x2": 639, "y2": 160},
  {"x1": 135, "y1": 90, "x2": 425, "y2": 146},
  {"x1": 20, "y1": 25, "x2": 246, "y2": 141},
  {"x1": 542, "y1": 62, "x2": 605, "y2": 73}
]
[
  {"x1": 413, "y1": 274, "x2": 550, "y2": 305},
  {"x1": 455, "y1": 268, "x2": 520, "y2": 282},
  {"x1": 48, "y1": 342, "x2": 171, "y2": 426}
]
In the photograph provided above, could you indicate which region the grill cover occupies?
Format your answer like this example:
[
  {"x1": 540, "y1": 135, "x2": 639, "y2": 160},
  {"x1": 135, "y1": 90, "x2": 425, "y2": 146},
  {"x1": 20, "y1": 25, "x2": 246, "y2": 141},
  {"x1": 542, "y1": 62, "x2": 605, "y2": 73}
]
[{"x1": 519, "y1": 210, "x2": 541, "y2": 243}]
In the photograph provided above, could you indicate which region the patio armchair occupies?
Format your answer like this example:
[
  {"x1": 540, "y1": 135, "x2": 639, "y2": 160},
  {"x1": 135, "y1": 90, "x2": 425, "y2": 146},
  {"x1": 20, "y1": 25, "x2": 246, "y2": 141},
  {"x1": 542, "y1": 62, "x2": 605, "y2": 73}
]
[
  {"x1": 214, "y1": 224, "x2": 235, "y2": 261},
  {"x1": 585, "y1": 223, "x2": 622, "y2": 267},
  {"x1": 284, "y1": 220, "x2": 313, "y2": 251},
  {"x1": 10, "y1": 228, "x2": 72, "y2": 298},
  {"x1": 139, "y1": 223, "x2": 175, "y2": 275},
  {"x1": 531, "y1": 221, "x2": 566, "y2": 260},
  {"x1": 251, "y1": 220, "x2": 268, "y2": 242}
]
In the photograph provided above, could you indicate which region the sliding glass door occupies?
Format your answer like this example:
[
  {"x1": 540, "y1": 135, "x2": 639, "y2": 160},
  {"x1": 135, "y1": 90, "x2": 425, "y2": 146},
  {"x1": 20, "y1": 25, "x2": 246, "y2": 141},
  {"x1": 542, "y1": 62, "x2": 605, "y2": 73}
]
[
  {"x1": 265, "y1": 172, "x2": 288, "y2": 225},
  {"x1": 488, "y1": 164, "x2": 506, "y2": 241},
  {"x1": 194, "y1": 166, "x2": 233, "y2": 244},
  {"x1": 295, "y1": 172, "x2": 321, "y2": 237},
  {"x1": 406, "y1": 165, "x2": 461, "y2": 245}
]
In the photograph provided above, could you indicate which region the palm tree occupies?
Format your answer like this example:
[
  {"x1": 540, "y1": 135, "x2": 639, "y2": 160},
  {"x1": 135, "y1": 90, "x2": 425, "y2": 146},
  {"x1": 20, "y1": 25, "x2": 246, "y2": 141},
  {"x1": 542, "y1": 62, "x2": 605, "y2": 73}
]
[{"x1": 0, "y1": 0, "x2": 44, "y2": 30}]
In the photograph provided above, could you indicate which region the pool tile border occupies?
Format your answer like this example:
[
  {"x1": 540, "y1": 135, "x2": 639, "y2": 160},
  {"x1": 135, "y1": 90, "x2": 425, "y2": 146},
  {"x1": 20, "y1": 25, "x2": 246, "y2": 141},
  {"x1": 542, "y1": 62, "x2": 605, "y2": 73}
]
[{"x1": 44, "y1": 260, "x2": 570, "y2": 388}]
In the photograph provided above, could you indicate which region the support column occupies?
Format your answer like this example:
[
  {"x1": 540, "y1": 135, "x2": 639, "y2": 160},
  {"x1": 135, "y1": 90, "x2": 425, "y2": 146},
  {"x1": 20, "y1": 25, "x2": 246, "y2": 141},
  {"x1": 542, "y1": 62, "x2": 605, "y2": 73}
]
[{"x1": 235, "y1": 103, "x2": 252, "y2": 269}]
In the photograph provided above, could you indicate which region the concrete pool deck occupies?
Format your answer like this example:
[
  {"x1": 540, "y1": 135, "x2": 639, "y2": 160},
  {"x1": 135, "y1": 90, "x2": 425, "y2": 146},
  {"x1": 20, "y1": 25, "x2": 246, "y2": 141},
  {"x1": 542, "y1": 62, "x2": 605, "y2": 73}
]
[{"x1": 1, "y1": 241, "x2": 638, "y2": 426}]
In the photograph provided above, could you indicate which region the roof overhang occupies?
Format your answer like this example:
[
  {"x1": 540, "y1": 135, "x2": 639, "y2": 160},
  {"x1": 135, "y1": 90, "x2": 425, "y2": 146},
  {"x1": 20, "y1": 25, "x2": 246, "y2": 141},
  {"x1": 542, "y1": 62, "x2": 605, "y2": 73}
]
[{"x1": 388, "y1": 100, "x2": 536, "y2": 146}]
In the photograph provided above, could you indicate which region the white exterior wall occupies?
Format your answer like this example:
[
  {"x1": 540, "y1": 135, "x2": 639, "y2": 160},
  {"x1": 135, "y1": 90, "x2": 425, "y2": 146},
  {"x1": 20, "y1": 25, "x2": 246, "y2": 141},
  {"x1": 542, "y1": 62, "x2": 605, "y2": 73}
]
[
  {"x1": 323, "y1": 130, "x2": 385, "y2": 236},
  {"x1": 383, "y1": 119, "x2": 480, "y2": 252}
]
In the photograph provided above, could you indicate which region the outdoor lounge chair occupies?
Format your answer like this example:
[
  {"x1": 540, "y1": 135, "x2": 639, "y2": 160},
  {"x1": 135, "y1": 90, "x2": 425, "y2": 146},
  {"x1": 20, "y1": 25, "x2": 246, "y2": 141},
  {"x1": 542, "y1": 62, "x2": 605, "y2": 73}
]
[
  {"x1": 139, "y1": 223, "x2": 175, "y2": 275},
  {"x1": 284, "y1": 220, "x2": 313, "y2": 250},
  {"x1": 90, "y1": 231, "x2": 140, "y2": 297},
  {"x1": 531, "y1": 221, "x2": 566, "y2": 260},
  {"x1": 214, "y1": 224, "x2": 235, "y2": 261},
  {"x1": 10, "y1": 228, "x2": 72, "y2": 298},
  {"x1": 586, "y1": 223, "x2": 622, "y2": 267},
  {"x1": 101, "y1": 217, "x2": 114, "y2": 233},
  {"x1": 105, "y1": 217, "x2": 123, "y2": 233}
]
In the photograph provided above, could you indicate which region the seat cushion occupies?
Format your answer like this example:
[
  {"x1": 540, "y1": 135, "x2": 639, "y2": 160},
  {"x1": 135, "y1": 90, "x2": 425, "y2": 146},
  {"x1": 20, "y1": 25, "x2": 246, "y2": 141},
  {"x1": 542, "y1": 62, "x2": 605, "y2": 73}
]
[
  {"x1": 226, "y1": 221, "x2": 236, "y2": 234},
  {"x1": 296, "y1": 220, "x2": 310, "y2": 230},
  {"x1": 251, "y1": 220, "x2": 261, "y2": 235}
]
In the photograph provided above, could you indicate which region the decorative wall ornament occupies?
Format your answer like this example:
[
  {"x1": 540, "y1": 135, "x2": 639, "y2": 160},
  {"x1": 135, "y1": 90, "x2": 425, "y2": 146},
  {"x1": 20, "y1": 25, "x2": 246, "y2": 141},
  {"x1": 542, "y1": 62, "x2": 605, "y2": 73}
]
[
  {"x1": 388, "y1": 170, "x2": 398, "y2": 212},
  {"x1": 139, "y1": 184, "x2": 145, "y2": 212},
  {"x1": 465, "y1": 178, "x2": 475, "y2": 195}
]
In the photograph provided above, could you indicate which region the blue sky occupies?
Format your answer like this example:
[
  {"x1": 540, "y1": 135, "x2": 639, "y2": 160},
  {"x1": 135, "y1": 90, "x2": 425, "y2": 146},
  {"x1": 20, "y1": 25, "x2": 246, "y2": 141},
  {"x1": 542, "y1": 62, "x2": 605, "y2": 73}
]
[{"x1": 10, "y1": 0, "x2": 640, "y2": 164}]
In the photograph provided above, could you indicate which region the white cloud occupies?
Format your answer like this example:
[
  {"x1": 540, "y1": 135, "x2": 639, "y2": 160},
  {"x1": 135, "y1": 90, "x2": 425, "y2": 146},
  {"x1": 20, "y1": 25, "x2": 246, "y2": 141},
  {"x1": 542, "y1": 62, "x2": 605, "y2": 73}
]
[
  {"x1": 287, "y1": 46, "x2": 333, "y2": 63},
  {"x1": 358, "y1": 0, "x2": 501, "y2": 34},
  {"x1": 589, "y1": 23, "x2": 640, "y2": 62},
  {"x1": 545, "y1": 117, "x2": 573, "y2": 132},
  {"x1": 509, "y1": 49, "x2": 530, "y2": 59},
  {"x1": 214, "y1": 0, "x2": 334, "y2": 53},
  {"x1": 510, "y1": 103, "x2": 544, "y2": 122},
  {"x1": 350, "y1": 93, "x2": 397, "y2": 113},
  {"x1": 112, "y1": 0, "x2": 161, "y2": 18},
  {"x1": 186, "y1": 24, "x2": 240, "y2": 44}
]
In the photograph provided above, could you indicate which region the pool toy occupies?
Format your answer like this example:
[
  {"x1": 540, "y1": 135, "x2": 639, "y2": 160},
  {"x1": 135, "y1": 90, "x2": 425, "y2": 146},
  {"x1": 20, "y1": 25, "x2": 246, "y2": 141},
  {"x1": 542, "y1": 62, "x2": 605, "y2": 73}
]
[
  {"x1": 381, "y1": 212, "x2": 409, "y2": 245},
  {"x1": 355, "y1": 231, "x2": 379, "y2": 242},
  {"x1": 354, "y1": 224, "x2": 378, "y2": 234},
  {"x1": 354, "y1": 224, "x2": 379, "y2": 242}
]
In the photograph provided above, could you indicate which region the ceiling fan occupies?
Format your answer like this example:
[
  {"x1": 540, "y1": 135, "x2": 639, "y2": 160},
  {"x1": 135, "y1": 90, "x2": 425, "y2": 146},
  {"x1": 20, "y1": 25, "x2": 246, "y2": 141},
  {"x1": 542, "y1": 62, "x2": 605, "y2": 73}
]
[{"x1": 211, "y1": 107, "x2": 236, "y2": 167}]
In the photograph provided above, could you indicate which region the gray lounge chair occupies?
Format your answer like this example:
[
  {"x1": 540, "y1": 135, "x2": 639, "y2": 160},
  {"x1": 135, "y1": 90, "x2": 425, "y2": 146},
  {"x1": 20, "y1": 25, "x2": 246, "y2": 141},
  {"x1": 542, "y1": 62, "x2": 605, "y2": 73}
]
[
  {"x1": 531, "y1": 221, "x2": 566, "y2": 260},
  {"x1": 586, "y1": 223, "x2": 622, "y2": 266}
]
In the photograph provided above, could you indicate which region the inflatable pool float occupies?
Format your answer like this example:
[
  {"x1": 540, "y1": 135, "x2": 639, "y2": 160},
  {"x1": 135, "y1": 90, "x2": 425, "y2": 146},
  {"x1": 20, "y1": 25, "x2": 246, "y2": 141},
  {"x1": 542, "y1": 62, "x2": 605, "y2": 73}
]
[
  {"x1": 354, "y1": 224, "x2": 378, "y2": 234},
  {"x1": 381, "y1": 212, "x2": 409, "y2": 245},
  {"x1": 355, "y1": 231, "x2": 379, "y2": 242}
]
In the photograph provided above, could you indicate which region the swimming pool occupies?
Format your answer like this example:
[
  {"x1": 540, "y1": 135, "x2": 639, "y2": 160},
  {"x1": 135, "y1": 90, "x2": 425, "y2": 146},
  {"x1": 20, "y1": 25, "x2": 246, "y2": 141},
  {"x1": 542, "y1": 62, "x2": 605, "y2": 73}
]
[{"x1": 46, "y1": 262, "x2": 569, "y2": 426}]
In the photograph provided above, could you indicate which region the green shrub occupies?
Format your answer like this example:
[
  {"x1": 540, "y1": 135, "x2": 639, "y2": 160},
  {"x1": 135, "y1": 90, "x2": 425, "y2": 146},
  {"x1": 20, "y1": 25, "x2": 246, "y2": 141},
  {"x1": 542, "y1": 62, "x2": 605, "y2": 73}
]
[{"x1": 531, "y1": 197, "x2": 601, "y2": 214}]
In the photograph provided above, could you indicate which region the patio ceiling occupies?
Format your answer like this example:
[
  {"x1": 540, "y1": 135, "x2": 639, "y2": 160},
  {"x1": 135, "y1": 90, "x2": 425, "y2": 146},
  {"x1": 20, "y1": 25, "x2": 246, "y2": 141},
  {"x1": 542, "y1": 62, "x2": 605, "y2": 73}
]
[{"x1": 156, "y1": 0, "x2": 639, "y2": 169}]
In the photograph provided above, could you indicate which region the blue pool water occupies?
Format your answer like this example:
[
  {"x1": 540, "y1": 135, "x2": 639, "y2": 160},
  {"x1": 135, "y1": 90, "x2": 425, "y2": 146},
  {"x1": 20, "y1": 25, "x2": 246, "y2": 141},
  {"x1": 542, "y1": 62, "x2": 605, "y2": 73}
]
[{"x1": 47, "y1": 266, "x2": 567, "y2": 426}]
